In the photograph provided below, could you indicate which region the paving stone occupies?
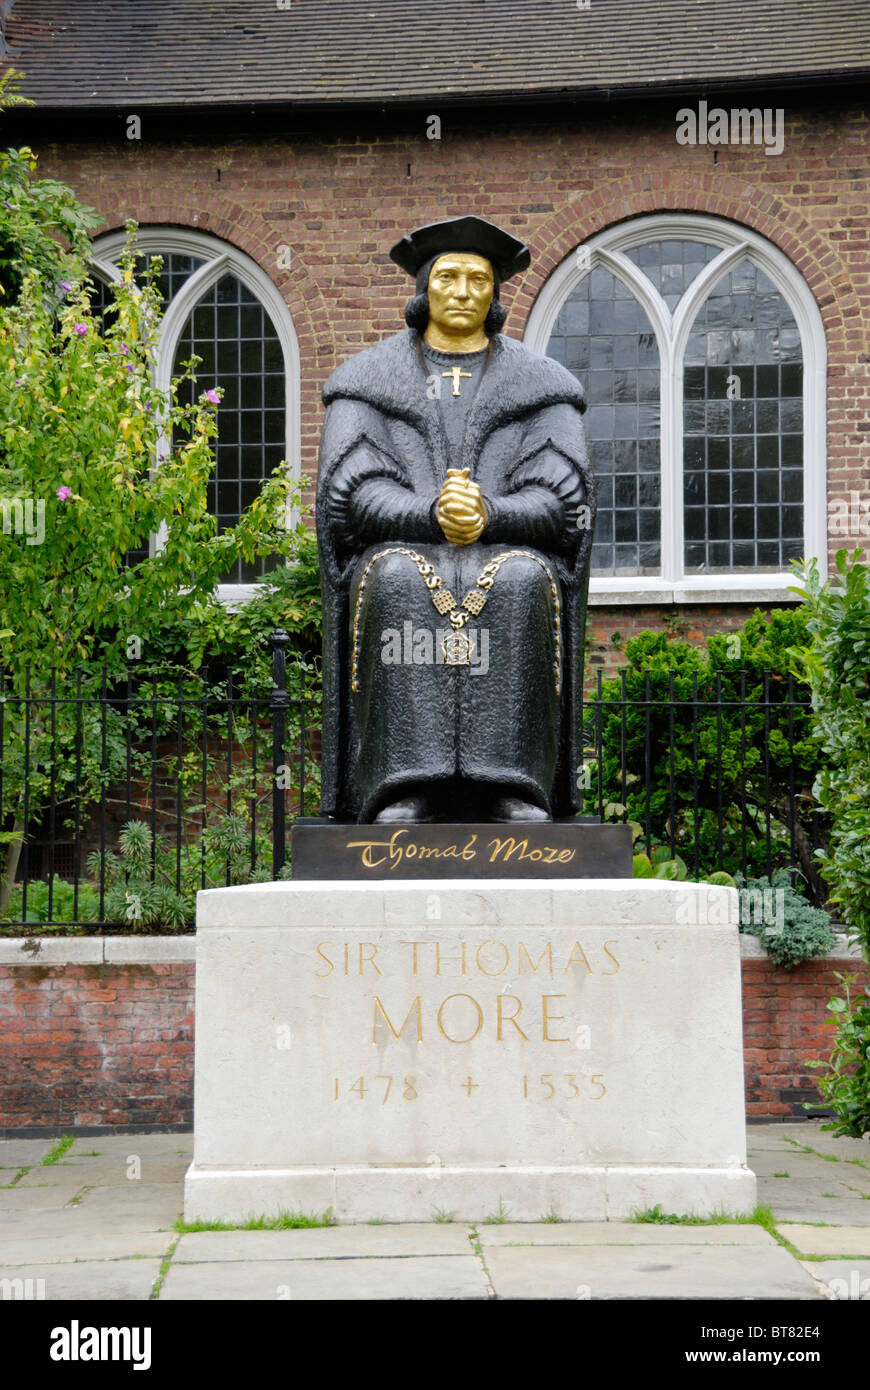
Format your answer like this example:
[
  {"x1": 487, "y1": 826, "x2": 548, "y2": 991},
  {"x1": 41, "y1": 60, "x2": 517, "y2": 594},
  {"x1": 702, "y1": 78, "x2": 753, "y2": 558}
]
[
  {"x1": 0, "y1": 1204, "x2": 173, "y2": 1240},
  {"x1": 0, "y1": 1140, "x2": 55, "y2": 1170},
  {"x1": 484, "y1": 1243, "x2": 824, "y2": 1300},
  {"x1": 69, "y1": 1135, "x2": 193, "y2": 1159},
  {"x1": 0, "y1": 1186, "x2": 87, "y2": 1212},
  {"x1": 765, "y1": 1190, "x2": 870, "y2": 1226},
  {"x1": 477, "y1": 1222, "x2": 778, "y2": 1247},
  {"x1": 774, "y1": 1124, "x2": 870, "y2": 1164},
  {"x1": 805, "y1": 1259, "x2": 870, "y2": 1300},
  {"x1": 160, "y1": 1254, "x2": 488, "y2": 1300},
  {"x1": 751, "y1": 1151, "x2": 842, "y2": 1181},
  {"x1": 758, "y1": 1149, "x2": 870, "y2": 1195},
  {"x1": 45, "y1": 1155, "x2": 191, "y2": 1186},
  {"x1": 746, "y1": 1129, "x2": 802, "y2": 1154},
  {"x1": 74, "y1": 1183, "x2": 182, "y2": 1230},
  {"x1": 0, "y1": 1259, "x2": 162, "y2": 1301},
  {"x1": 174, "y1": 1222, "x2": 473, "y2": 1262},
  {"x1": 778, "y1": 1225, "x2": 870, "y2": 1257},
  {"x1": 0, "y1": 1232, "x2": 172, "y2": 1266}
]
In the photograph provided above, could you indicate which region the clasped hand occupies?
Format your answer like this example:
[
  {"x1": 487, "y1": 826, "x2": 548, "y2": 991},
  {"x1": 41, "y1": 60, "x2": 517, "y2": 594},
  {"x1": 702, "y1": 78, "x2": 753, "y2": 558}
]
[{"x1": 435, "y1": 468, "x2": 487, "y2": 545}]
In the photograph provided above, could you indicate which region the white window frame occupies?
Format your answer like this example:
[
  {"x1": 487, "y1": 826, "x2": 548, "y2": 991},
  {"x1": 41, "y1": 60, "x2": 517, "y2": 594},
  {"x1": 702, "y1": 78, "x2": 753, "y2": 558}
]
[
  {"x1": 524, "y1": 213, "x2": 827, "y2": 605},
  {"x1": 91, "y1": 227, "x2": 302, "y2": 606}
]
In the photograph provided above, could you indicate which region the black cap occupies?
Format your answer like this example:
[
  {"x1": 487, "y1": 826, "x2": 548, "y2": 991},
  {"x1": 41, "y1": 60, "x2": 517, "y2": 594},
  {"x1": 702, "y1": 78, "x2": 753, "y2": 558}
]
[{"x1": 389, "y1": 215, "x2": 531, "y2": 284}]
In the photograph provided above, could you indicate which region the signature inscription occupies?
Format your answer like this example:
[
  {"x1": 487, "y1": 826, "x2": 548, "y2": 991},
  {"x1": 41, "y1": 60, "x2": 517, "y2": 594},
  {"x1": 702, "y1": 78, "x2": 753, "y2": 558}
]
[{"x1": 345, "y1": 828, "x2": 576, "y2": 871}]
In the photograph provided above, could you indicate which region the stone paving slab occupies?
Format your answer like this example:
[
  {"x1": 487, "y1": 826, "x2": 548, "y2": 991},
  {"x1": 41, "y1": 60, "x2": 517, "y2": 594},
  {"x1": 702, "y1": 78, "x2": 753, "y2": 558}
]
[
  {"x1": 12, "y1": 1173, "x2": 97, "y2": 1195},
  {"x1": 43, "y1": 1156, "x2": 191, "y2": 1186},
  {"x1": 802, "y1": 1260, "x2": 870, "y2": 1299},
  {"x1": 0, "y1": 1185, "x2": 87, "y2": 1212},
  {"x1": 67, "y1": 1135, "x2": 193, "y2": 1158},
  {"x1": 769, "y1": 1154, "x2": 870, "y2": 1194},
  {"x1": 773, "y1": 1125, "x2": 870, "y2": 1163},
  {"x1": 779, "y1": 1225, "x2": 870, "y2": 1256},
  {"x1": 764, "y1": 1192, "x2": 870, "y2": 1225},
  {"x1": 161, "y1": 1254, "x2": 488, "y2": 1300},
  {"x1": 0, "y1": 1140, "x2": 54, "y2": 1169},
  {"x1": 174, "y1": 1222, "x2": 472, "y2": 1262},
  {"x1": 751, "y1": 1151, "x2": 853, "y2": 1181},
  {"x1": 0, "y1": 1259, "x2": 162, "y2": 1301},
  {"x1": 745, "y1": 1129, "x2": 804, "y2": 1153},
  {"x1": 476, "y1": 1222, "x2": 778, "y2": 1247},
  {"x1": 74, "y1": 1183, "x2": 182, "y2": 1230},
  {"x1": 0, "y1": 1205, "x2": 174, "y2": 1241},
  {"x1": 0, "y1": 1231, "x2": 173, "y2": 1266},
  {"x1": 484, "y1": 1243, "x2": 824, "y2": 1300}
]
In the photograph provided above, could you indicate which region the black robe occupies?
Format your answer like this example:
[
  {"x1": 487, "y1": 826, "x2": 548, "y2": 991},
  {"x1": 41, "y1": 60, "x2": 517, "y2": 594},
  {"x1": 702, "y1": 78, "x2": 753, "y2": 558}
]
[{"x1": 316, "y1": 328, "x2": 595, "y2": 822}]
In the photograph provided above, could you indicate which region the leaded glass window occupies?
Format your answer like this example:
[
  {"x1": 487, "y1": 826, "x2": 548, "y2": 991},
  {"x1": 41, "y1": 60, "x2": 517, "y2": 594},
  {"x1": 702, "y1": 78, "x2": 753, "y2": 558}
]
[
  {"x1": 174, "y1": 273, "x2": 285, "y2": 584},
  {"x1": 132, "y1": 252, "x2": 204, "y2": 305},
  {"x1": 683, "y1": 262, "x2": 803, "y2": 573},
  {"x1": 624, "y1": 239, "x2": 719, "y2": 310},
  {"x1": 90, "y1": 229, "x2": 298, "y2": 592},
  {"x1": 534, "y1": 219, "x2": 819, "y2": 590},
  {"x1": 548, "y1": 268, "x2": 661, "y2": 575}
]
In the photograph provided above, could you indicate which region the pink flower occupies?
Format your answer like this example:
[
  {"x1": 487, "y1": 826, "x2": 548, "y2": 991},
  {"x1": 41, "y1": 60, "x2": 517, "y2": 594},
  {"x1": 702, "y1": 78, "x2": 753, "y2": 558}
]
[
  {"x1": 57, "y1": 486, "x2": 73, "y2": 502},
  {"x1": 205, "y1": 388, "x2": 221, "y2": 405},
  {"x1": 73, "y1": 323, "x2": 88, "y2": 337}
]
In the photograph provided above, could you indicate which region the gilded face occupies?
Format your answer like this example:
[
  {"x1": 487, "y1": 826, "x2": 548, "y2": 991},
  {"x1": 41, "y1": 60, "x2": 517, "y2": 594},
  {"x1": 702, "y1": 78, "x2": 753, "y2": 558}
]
[{"x1": 426, "y1": 253, "x2": 494, "y2": 336}]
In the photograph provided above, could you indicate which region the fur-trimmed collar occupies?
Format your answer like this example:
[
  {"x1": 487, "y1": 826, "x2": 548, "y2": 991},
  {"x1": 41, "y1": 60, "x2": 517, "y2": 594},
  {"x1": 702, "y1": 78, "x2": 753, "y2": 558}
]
[{"x1": 323, "y1": 330, "x2": 586, "y2": 472}]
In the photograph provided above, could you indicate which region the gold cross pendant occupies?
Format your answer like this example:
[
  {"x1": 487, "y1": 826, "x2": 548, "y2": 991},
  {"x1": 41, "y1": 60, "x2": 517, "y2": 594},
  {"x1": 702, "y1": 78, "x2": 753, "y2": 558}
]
[{"x1": 442, "y1": 366, "x2": 473, "y2": 397}]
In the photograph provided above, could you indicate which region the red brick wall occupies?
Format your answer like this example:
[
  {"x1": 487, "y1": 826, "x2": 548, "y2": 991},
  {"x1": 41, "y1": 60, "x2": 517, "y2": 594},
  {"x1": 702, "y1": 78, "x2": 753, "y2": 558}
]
[
  {"x1": 23, "y1": 94, "x2": 870, "y2": 582},
  {"x1": 586, "y1": 602, "x2": 753, "y2": 679},
  {"x1": 0, "y1": 963, "x2": 194, "y2": 1130},
  {"x1": 743, "y1": 955, "x2": 869, "y2": 1120},
  {"x1": 1, "y1": 953, "x2": 865, "y2": 1130}
]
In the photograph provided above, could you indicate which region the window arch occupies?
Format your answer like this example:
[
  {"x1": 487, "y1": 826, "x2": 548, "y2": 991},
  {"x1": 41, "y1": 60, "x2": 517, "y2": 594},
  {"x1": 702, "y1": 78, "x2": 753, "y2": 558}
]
[
  {"x1": 90, "y1": 227, "x2": 301, "y2": 600},
  {"x1": 525, "y1": 214, "x2": 827, "y2": 602}
]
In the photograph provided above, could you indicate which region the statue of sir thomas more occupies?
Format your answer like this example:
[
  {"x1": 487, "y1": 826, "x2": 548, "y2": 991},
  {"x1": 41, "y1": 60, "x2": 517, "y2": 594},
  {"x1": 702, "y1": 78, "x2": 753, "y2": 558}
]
[{"x1": 316, "y1": 216, "x2": 596, "y2": 825}]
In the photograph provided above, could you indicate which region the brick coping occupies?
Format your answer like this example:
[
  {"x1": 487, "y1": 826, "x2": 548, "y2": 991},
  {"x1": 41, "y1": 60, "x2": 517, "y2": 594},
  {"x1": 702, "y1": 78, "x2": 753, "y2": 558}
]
[{"x1": 0, "y1": 934, "x2": 862, "y2": 966}]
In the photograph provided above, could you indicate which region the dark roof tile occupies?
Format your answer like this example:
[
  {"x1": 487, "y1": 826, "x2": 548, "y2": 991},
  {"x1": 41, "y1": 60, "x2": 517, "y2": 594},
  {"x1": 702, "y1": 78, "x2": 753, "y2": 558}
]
[{"x1": 3, "y1": 0, "x2": 870, "y2": 108}]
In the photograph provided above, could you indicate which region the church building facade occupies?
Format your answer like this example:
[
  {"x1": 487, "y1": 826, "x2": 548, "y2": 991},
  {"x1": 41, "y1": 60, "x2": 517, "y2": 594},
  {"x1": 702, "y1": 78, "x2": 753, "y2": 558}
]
[{"x1": 3, "y1": 0, "x2": 869, "y2": 671}]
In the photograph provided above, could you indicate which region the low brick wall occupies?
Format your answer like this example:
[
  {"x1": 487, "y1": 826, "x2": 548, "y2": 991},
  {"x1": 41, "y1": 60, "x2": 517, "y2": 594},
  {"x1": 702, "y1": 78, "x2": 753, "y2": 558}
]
[
  {"x1": 0, "y1": 939, "x2": 194, "y2": 1132},
  {"x1": 0, "y1": 936, "x2": 865, "y2": 1132},
  {"x1": 741, "y1": 939, "x2": 867, "y2": 1119}
]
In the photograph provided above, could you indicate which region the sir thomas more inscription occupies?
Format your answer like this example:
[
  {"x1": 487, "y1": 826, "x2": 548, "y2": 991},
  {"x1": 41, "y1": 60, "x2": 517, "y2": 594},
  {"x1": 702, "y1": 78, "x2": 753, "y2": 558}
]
[{"x1": 312, "y1": 933, "x2": 619, "y2": 1124}]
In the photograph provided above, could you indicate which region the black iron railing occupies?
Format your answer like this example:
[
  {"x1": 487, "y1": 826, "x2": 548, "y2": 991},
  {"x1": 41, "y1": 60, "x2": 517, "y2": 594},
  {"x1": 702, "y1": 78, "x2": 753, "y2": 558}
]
[
  {"x1": 0, "y1": 632, "x2": 317, "y2": 930},
  {"x1": 0, "y1": 644, "x2": 822, "y2": 930}
]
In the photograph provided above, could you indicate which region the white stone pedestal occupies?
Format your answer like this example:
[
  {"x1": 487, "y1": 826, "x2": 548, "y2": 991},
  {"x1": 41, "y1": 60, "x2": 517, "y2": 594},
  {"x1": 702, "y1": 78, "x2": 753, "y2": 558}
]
[{"x1": 184, "y1": 880, "x2": 756, "y2": 1223}]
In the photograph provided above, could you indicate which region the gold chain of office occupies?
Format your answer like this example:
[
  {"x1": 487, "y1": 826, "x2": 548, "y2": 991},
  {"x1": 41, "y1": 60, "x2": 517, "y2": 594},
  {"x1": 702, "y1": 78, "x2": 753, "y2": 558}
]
[{"x1": 351, "y1": 546, "x2": 561, "y2": 694}]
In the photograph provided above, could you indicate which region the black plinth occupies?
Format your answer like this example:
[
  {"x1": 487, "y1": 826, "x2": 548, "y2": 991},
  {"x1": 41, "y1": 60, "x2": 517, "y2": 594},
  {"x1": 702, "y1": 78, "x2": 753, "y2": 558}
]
[{"x1": 290, "y1": 820, "x2": 633, "y2": 880}]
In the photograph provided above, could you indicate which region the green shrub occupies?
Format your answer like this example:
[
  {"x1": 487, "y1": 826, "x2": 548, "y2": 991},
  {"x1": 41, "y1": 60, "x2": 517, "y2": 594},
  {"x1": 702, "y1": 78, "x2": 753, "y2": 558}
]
[
  {"x1": 631, "y1": 839, "x2": 734, "y2": 887},
  {"x1": 805, "y1": 973, "x2": 870, "y2": 1138},
  {"x1": 87, "y1": 815, "x2": 289, "y2": 932},
  {"x1": 734, "y1": 868, "x2": 837, "y2": 969},
  {"x1": 1, "y1": 875, "x2": 100, "y2": 931},
  {"x1": 585, "y1": 608, "x2": 821, "y2": 890},
  {"x1": 791, "y1": 550, "x2": 870, "y2": 963}
]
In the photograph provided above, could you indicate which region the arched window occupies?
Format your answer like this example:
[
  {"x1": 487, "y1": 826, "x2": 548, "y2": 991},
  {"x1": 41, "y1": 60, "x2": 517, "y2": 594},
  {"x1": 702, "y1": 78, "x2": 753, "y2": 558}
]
[
  {"x1": 525, "y1": 215, "x2": 827, "y2": 602},
  {"x1": 90, "y1": 228, "x2": 301, "y2": 599}
]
